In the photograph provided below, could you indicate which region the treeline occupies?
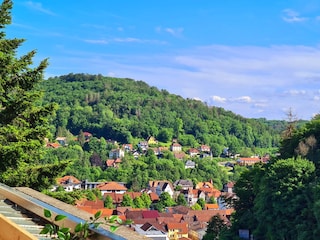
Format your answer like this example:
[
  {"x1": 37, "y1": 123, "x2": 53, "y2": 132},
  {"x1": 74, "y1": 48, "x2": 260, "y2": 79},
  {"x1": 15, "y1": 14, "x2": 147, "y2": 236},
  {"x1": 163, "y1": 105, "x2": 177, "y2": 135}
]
[{"x1": 41, "y1": 73, "x2": 282, "y2": 155}]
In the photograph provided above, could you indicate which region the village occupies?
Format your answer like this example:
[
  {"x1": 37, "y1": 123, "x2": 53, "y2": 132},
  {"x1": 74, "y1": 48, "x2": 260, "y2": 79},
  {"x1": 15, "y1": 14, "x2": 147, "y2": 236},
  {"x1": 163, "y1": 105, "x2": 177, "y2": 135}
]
[{"x1": 50, "y1": 133, "x2": 270, "y2": 240}]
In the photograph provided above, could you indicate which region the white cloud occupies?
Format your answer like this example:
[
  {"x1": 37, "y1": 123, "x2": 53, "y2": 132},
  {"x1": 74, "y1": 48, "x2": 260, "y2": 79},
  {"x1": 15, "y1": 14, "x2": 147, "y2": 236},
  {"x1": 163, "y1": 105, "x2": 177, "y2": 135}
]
[
  {"x1": 282, "y1": 9, "x2": 308, "y2": 23},
  {"x1": 211, "y1": 95, "x2": 226, "y2": 103},
  {"x1": 25, "y1": 1, "x2": 56, "y2": 16}
]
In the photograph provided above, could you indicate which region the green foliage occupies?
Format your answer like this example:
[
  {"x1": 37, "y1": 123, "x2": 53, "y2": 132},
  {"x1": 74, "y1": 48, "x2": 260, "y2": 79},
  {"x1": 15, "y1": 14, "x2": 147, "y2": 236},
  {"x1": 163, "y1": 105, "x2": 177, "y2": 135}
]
[
  {"x1": 40, "y1": 73, "x2": 282, "y2": 153},
  {"x1": 104, "y1": 195, "x2": 114, "y2": 209},
  {"x1": 228, "y1": 158, "x2": 317, "y2": 239},
  {"x1": 0, "y1": 0, "x2": 66, "y2": 189},
  {"x1": 121, "y1": 194, "x2": 134, "y2": 207},
  {"x1": 176, "y1": 193, "x2": 187, "y2": 206},
  {"x1": 140, "y1": 192, "x2": 152, "y2": 209},
  {"x1": 133, "y1": 196, "x2": 145, "y2": 209},
  {"x1": 40, "y1": 209, "x2": 131, "y2": 240},
  {"x1": 191, "y1": 203, "x2": 202, "y2": 210},
  {"x1": 197, "y1": 198, "x2": 206, "y2": 209},
  {"x1": 203, "y1": 214, "x2": 228, "y2": 240},
  {"x1": 44, "y1": 189, "x2": 101, "y2": 205}
]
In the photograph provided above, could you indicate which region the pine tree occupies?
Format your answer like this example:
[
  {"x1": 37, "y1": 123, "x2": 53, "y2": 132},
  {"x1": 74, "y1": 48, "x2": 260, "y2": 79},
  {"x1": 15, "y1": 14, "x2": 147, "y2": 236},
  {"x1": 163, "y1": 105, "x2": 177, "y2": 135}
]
[{"x1": 0, "y1": 0, "x2": 68, "y2": 189}]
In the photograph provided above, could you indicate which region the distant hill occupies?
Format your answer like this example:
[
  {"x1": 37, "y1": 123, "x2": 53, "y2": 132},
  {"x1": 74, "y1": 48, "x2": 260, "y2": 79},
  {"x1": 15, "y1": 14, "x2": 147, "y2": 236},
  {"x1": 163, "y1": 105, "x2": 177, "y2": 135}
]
[{"x1": 40, "y1": 73, "x2": 285, "y2": 153}]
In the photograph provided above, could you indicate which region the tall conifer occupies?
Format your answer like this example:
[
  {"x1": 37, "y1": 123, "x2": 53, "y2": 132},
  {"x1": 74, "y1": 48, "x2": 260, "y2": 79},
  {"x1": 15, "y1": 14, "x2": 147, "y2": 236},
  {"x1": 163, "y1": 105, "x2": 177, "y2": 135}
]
[{"x1": 0, "y1": 0, "x2": 67, "y2": 189}]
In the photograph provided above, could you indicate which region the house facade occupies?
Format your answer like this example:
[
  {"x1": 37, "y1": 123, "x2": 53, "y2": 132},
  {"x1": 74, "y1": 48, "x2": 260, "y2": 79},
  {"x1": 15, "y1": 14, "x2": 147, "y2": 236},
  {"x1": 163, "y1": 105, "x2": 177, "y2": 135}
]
[{"x1": 97, "y1": 181, "x2": 127, "y2": 195}]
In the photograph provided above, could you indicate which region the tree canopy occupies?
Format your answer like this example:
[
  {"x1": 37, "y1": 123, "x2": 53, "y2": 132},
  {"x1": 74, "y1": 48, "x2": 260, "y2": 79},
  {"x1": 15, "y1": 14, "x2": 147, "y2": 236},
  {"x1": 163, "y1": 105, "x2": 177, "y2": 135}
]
[{"x1": 0, "y1": 0, "x2": 67, "y2": 189}]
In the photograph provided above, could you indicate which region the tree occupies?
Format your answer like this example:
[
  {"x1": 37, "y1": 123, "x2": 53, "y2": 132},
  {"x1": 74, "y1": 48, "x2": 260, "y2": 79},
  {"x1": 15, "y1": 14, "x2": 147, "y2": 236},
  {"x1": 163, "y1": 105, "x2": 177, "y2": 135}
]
[
  {"x1": 140, "y1": 192, "x2": 152, "y2": 209},
  {"x1": 203, "y1": 214, "x2": 227, "y2": 240},
  {"x1": 176, "y1": 193, "x2": 187, "y2": 206},
  {"x1": 191, "y1": 203, "x2": 202, "y2": 210},
  {"x1": 122, "y1": 194, "x2": 134, "y2": 207},
  {"x1": 0, "y1": 0, "x2": 67, "y2": 189},
  {"x1": 104, "y1": 195, "x2": 114, "y2": 209},
  {"x1": 197, "y1": 198, "x2": 206, "y2": 210},
  {"x1": 133, "y1": 196, "x2": 145, "y2": 209},
  {"x1": 254, "y1": 158, "x2": 315, "y2": 239},
  {"x1": 158, "y1": 192, "x2": 175, "y2": 208}
]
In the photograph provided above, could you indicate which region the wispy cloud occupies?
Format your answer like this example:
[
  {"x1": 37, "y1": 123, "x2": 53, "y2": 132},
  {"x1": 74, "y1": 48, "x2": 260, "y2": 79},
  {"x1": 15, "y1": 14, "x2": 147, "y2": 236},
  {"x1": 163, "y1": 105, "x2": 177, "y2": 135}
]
[
  {"x1": 282, "y1": 9, "x2": 308, "y2": 23},
  {"x1": 84, "y1": 39, "x2": 109, "y2": 44},
  {"x1": 24, "y1": 1, "x2": 56, "y2": 16},
  {"x1": 156, "y1": 26, "x2": 184, "y2": 37},
  {"x1": 46, "y1": 44, "x2": 320, "y2": 119}
]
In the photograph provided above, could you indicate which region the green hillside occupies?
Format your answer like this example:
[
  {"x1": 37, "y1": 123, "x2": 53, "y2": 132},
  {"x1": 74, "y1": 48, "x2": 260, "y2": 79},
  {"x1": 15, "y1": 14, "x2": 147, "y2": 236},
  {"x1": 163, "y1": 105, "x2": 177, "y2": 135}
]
[{"x1": 41, "y1": 73, "x2": 282, "y2": 154}]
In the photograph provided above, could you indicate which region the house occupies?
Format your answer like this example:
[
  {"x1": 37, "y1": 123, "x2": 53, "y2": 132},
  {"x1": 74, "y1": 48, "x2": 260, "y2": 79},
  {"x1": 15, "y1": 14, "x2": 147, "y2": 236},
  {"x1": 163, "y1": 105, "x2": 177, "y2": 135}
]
[
  {"x1": 170, "y1": 143, "x2": 182, "y2": 152},
  {"x1": 147, "y1": 136, "x2": 158, "y2": 145},
  {"x1": 46, "y1": 142, "x2": 60, "y2": 149},
  {"x1": 83, "y1": 132, "x2": 93, "y2": 141},
  {"x1": 97, "y1": 181, "x2": 127, "y2": 195},
  {"x1": 188, "y1": 148, "x2": 199, "y2": 157},
  {"x1": 174, "y1": 152, "x2": 185, "y2": 160},
  {"x1": 134, "y1": 222, "x2": 169, "y2": 240},
  {"x1": 185, "y1": 188, "x2": 200, "y2": 206},
  {"x1": 196, "y1": 181, "x2": 221, "y2": 201},
  {"x1": 166, "y1": 222, "x2": 188, "y2": 240},
  {"x1": 138, "y1": 141, "x2": 149, "y2": 151},
  {"x1": 106, "y1": 158, "x2": 122, "y2": 168},
  {"x1": 198, "y1": 144, "x2": 211, "y2": 153},
  {"x1": 103, "y1": 192, "x2": 142, "y2": 207},
  {"x1": 149, "y1": 181, "x2": 175, "y2": 198},
  {"x1": 109, "y1": 148, "x2": 124, "y2": 159},
  {"x1": 55, "y1": 137, "x2": 67, "y2": 146},
  {"x1": 237, "y1": 157, "x2": 261, "y2": 166},
  {"x1": 122, "y1": 144, "x2": 133, "y2": 152},
  {"x1": 56, "y1": 175, "x2": 81, "y2": 192},
  {"x1": 223, "y1": 182, "x2": 235, "y2": 194},
  {"x1": 81, "y1": 180, "x2": 104, "y2": 190},
  {"x1": 185, "y1": 160, "x2": 196, "y2": 169},
  {"x1": 174, "y1": 179, "x2": 193, "y2": 190}
]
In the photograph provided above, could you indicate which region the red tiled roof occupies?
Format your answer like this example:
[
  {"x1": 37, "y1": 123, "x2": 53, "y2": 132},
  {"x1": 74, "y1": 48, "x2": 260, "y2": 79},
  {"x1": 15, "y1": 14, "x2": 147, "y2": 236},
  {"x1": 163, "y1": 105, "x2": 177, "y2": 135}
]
[
  {"x1": 106, "y1": 158, "x2": 122, "y2": 167},
  {"x1": 167, "y1": 222, "x2": 188, "y2": 234},
  {"x1": 97, "y1": 182, "x2": 127, "y2": 191},
  {"x1": 57, "y1": 175, "x2": 81, "y2": 185},
  {"x1": 149, "y1": 192, "x2": 159, "y2": 201},
  {"x1": 46, "y1": 142, "x2": 60, "y2": 148},
  {"x1": 205, "y1": 203, "x2": 219, "y2": 210}
]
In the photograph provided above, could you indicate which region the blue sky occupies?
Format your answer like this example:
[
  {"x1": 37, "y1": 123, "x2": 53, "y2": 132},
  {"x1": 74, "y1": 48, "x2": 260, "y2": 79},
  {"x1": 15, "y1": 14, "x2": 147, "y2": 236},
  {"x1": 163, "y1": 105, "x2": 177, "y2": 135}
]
[{"x1": 6, "y1": 0, "x2": 320, "y2": 120}]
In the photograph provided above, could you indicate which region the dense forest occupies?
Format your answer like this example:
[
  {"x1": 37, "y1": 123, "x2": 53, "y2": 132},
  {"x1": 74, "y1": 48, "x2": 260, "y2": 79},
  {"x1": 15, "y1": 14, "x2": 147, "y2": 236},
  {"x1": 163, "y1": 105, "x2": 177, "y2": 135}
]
[{"x1": 40, "y1": 73, "x2": 283, "y2": 155}]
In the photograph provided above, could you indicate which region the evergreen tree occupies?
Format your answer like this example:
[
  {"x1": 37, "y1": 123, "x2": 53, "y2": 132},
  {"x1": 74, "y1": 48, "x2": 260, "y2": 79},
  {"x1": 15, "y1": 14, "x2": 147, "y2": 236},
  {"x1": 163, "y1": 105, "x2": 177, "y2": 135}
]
[
  {"x1": 0, "y1": 0, "x2": 67, "y2": 189},
  {"x1": 203, "y1": 215, "x2": 227, "y2": 240}
]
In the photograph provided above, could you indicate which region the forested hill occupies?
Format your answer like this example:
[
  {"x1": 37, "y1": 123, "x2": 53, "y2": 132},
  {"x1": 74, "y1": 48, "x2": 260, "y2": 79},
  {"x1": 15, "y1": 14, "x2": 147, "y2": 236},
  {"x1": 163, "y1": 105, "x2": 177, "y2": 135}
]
[{"x1": 41, "y1": 73, "x2": 282, "y2": 154}]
